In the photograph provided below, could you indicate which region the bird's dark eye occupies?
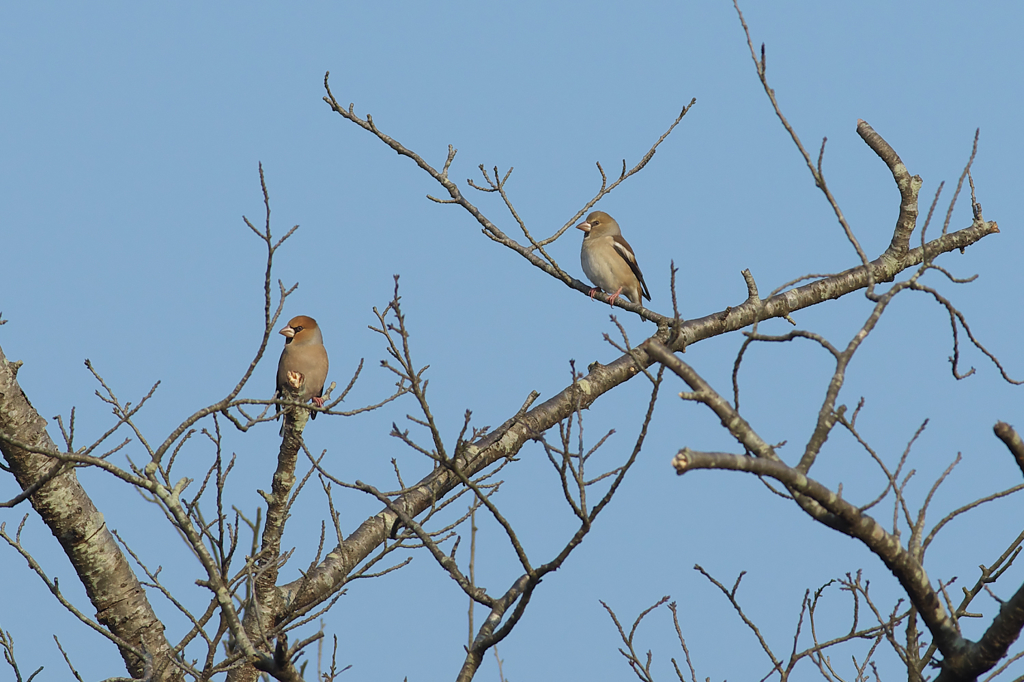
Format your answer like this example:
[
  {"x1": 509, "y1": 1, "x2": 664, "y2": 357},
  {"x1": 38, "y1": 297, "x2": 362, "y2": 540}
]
[{"x1": 294, "y1": 326, "x2": 304, "y2": 332}]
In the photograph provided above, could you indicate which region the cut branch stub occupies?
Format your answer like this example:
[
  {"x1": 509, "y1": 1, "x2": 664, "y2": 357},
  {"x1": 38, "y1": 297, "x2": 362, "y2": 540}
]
[{"x1": 994, "y1": 422, "x2": 1024, "y2": 479}]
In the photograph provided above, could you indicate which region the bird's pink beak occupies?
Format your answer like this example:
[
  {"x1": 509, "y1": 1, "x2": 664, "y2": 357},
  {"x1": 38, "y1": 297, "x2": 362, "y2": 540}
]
[
  {"x1": 278, "y1": 325, "x2": 295, "y2": 338},
  {"x1": 575, "y1": 221, "x2": 592, "y2": 233}
]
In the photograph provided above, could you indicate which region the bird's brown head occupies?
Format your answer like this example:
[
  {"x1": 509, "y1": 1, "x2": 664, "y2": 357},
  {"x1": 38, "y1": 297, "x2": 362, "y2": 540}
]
[
  {"x1": 279, "y1": 315, "x2": 321, "y2": 344},
  {"x1": 575, "y1": 210, "x2": 620, "y2": 238}
]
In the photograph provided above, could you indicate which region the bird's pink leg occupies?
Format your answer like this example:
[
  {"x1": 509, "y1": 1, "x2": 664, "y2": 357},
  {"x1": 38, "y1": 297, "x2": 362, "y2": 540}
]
[
  {"x1": 311, "y1": 396, "x2": 325, "y2": 408},
  {"x1": 607, "y1": 287, "x2": 624, "y2": 306},
  {"x1": 588, "y1": 288, "x2": 600, "y2": 300}
]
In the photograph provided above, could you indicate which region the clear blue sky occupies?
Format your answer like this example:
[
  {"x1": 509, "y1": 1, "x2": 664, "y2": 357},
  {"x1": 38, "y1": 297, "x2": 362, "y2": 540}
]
[{"x1": 2, "y1": 2, "x2": 1023, "y2": 680}]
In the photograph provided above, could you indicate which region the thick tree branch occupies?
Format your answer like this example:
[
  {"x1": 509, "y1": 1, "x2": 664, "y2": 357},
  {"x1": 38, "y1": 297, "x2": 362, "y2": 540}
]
[
  {"x1": 671, "y1": 449, "x2": 962, "y2": 658},
  {"x1": 935, "y1": 578, "x2": 1024, "y2": 682},
  {"x1": 0, "y1": 347, "x2": 181, "y2": 680},
  {"x1": 857, "y1": 119, "x2": 922, "y2": 259}
]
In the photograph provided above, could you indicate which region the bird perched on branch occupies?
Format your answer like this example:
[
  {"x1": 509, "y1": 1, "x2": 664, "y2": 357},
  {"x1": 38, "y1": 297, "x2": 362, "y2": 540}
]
[
  {"x1": 276, "y1": 315, "x2": 329, "y2": 425},
  {"x1": 576, "y1": 211, "x2": 651, "y2": 307}
]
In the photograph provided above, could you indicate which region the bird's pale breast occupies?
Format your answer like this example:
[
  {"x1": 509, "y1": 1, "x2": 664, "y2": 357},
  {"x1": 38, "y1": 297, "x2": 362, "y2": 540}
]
[{"x1": 582, "y1": 235, "x2": 627, "y2": 293}]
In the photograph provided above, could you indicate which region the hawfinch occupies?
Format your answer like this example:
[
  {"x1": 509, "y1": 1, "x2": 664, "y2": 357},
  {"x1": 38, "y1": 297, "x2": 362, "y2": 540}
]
[
  {"x1": 276, "y1": 315, "x2": 329, "y2": 421},
  {"x1": 576, "y1": 211, "x2": 651, "y2": 306}
]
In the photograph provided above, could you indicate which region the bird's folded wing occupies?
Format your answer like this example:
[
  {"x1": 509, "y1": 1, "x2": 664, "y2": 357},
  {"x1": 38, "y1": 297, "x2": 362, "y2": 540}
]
[{"x1": 612, "y1": 234, "x2": 651, "y2": 300}]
